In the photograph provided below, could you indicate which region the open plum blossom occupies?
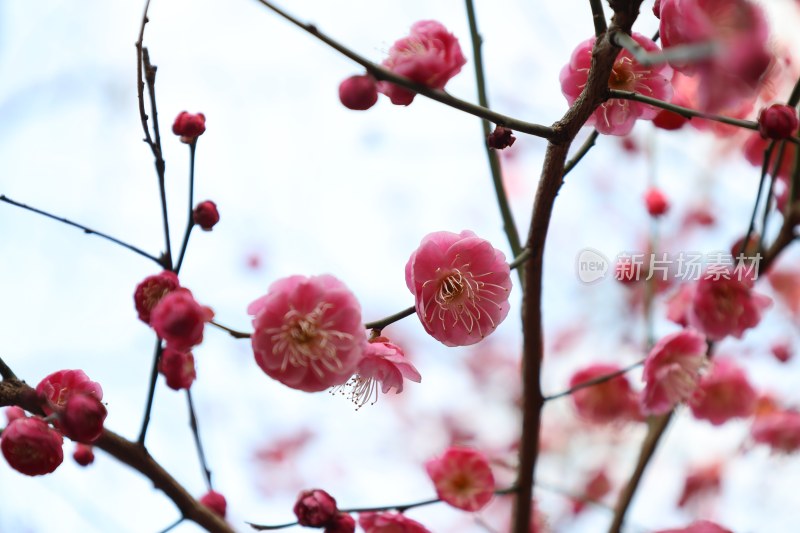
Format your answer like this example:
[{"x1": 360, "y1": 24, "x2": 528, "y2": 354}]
[
  {"x1": 642, "y1": 329, "x2": 708, "y2": 415},
  {"x1": 425, "y1": 446, "x2": 496, "y2": 511},
  {"x1": 658, "y1": 0, "x2": 770, "y2": 112},
  {"x1": 1, "y1": 416, "x2": 63, "y2": 476},
  {"x1": 688, "y1": 269, "x2": 771, "y2": 341},
  {"x1": 335, "y1": 336, "x2": 420, "y2": 409},
  {"x1": 569, "y1": 363, "x2": 641, "y2": 424},
  {"x1": 358, "y1": 512, "x2": 431, "y2": 533},
  {"x1": 560, "y1": 33, "x2": 673, "y2": 135},
  {"x1": 406, "y1": 230, "x2": 512, "y2": 347},
  {"x1": 689, "y1": 358, "x2": 757, "y2": 425},
  {"x1": 249, "y1": 275, "x2": 364, "y2": 392},
  {"x1": 378, "y1": 20, "x2": 466, "y2": 106},
  {"x1": 134, "y1": 270, "x2": 180, "y2": 324},
  {"x1": 36, "y1": 369, "x2": 103, "y2": 416}
]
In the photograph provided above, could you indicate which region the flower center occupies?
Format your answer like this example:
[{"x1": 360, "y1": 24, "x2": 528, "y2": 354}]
[
  {"x1": 608, "y1": 57, "x2": 637, "y2": 91},
  {"x1": 421, "y1": 259, "x2": 509, "y2": 337},
  {"x1": 266, "y1": 303, "x2": 352, "y2": 378}
]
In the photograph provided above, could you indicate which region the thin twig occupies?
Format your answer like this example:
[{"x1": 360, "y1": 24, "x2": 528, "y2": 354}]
[
  {"x1": 563, "y1": 130, "x2": 600, "y2": 177},
  {"x1": 209, "y1": 320, "x2": 251, "y2": 339},
  {"x1": 0, "y1": 356, "x2": 17, "y2": 381},
  {"x1": 187, "y1": 389, "x2": 213, "y2": 490},
  {"x1": 607, "y1": 412, "x2": 672, "y2": 533},
  {"x1": 544, "y1": 359, "x2": 644, "y2": 401},
  {"x1": 0, "y1": 195, "x2": 163, "y2": 267},
  {"x1": 611, "y1": 31, "x2": 717, "y2": 67},
  {"x1": 251, "y1": 0, "x2": 555, "y2": 140},
  {"x1": 608, "y1": 90, "x2": 760, "y2": 131},
  {"x1": 463, "y1": 0, "x2": 523, "y2": 281},
  {"x1": 248, "y1": 487, "x2": 518, "y2": 531},
  {"x1": 138, "y1": 339, "x2": 163, "y2": 445},
  {"x1": 175, "y1": 141, "x2": 198, "y2": 273}
]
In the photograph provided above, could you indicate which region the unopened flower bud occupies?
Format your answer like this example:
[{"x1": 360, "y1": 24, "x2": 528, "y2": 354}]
[
  {"x1": 294, "y1": 489, "x2": 338, "y2": 527},
  {"x1": 644, "y1": 187, "x2": 670, "y2": 216},
  {"x1": 200, "y1": 490, "x2": 227, "y2": 518},
  {"x1": 172, "y1": 111, "x2": 206, "y2": 143},
  {"x1": 1, "y1": 417, "x2": 63, "y2": 476},
  {"x1": 193, "y1": 200, "x2": 220, "y2": 231},
  {"x1": 159, "y1": 348, "x2": 197, "y2": 390},
  {"x1": 338, "y1": 75, "x2": 378, "y2": 111},
  {"x1": 325, "y1": 513, "x2": 356, "y2": 533},
  {"x1": 758, "y1": 104, "x2": 799, "y2": 140},
  {"x1": 487, "y1": 126, "x2": 516, "y2": 150},
  {"x1": 60, "y1": 393, "x2": 107, "y2": 443},
  {"x1": 73, "y1": 444, "x2": 95, "y2": 466}
]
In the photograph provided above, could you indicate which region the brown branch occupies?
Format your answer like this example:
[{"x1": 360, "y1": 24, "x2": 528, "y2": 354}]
[
  {"x1": 251, "y1": 0, "x2": 555, "y2": 140},
  {"x1": 513, "y1": 4, "x2": 645, "y2": 532},
  {"x1": 607, "y1": 412, "x2": 672, "y2": 533},
  {"x1": 0, "y1": 378, "x2": 233, "y2": 533}
]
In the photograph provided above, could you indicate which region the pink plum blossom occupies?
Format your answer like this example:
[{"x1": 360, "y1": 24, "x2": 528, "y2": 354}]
[
  {"x1": 335, "y1": 336, "x2": 420, "y2": 409},
  {"x1": 133, "y1": 270, "x2": 180, "y2": 324},
  {"x1": 642, "y1": 329, "x2": 708, "y2": 415},
  {"x1": 425, "y1": 446, "x2": 496, "y2": 511},
  {"x1": 658, "y1": 0, "x2": 771, "y2": 112},
  {"x1": 689, "y1": 358, "x2": 757, "y2": 425},
  {"x1": 560, "y1": 33, "x2": 673, "y2": 135},
  {"x1": 405, "y1": 230, "x2": 512, "y2": 346},
  {"x1": 159, "y1": 348, "x2": 197, "y2": 391},
  {"x1": 59, "y1": 393, "x2": 107, "y2": 443},
  {"x1": 358, "y1": 512, "x2": 431, "y2": 533},
  {"x1": 36, "y1": 369, "x2": 103, "y2": 416},
  {"x1": 654, "y1": 520, "x2": 733, "y2": 533},
  {"x1": 172, "y1": 111, "x2": 206, "y2": 143},
  {"x1": 150, "y1": 288, "x2": 214, "y2": 351},
  {"x1": 688, "y1": 269, "x2": 771, "y2": 341},
  {"x1": 568, "y1": 363, "x2": 641, "y2": 424},
  {"x1": 1, "y1": 416, "x2": 63, "y2": 476},
  {"x1": 249, "y1": 275, "x2": 364, "y2": 392},
  {"x1": 677, "y1": 463, "x2": 722, "y2": 508},
  {"x1": 751, "y1": 409, "x2": 800, "y2": 453},
  {"x1": 294, "y1": 488, "x2": 338, "y2": 527},
  {"x1": 378, "y1": 20, "x2": 466, "y2": 106}
]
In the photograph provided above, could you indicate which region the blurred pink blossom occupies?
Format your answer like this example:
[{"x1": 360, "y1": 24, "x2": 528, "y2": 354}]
[
  {"x1": 36, "y1": 369, "x2": 103, "y2": 416},
  {"x1": 358, "y1": 512, "x2": 431, "y2": 533},
  {"x1": 568, "y1": 363, "x2": 641, "y2": 424},
  {"x1": 642, "y1": 329, "x2": 707, "y2": 415},
  {"x1": 689, "y1": 270, "x2": 771, "y2": 341},
  {"x1": 425, "y1": 446, "x2": 495, "y2": 511},
  {"x1": 689, "y1": 358, "x2": 757, "y2": 425}
]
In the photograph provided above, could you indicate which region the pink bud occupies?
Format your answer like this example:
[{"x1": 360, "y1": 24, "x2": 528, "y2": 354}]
[
  {"x1": 172, "y1": 111, "x2": 206, "y2": 143},
  {"x1": 293, "y1": 489, "x2": 338, "y2": 527},
  {"x1": 73, "y1": 443, "x2": 95, "y2": 466},
  {"x1": 60, "y1": 393, "x2": 107, "y2": 443},
  {"x1": 1, "y1": 417, "x2": 64, "y2": 476},
  {"x1": 325, "y1": 513, "x2": 356, "y2": 533},
  {"x1": 159, "y1": 348, "x2": 197, "y2": 390},
  {"x1": 150, "y1": 288, "x2": 214, "y2": 351},
  {"x1": 134, "y1": 270, "x2": 181, "y2": 324},
  {"x1": 36, "y1": 369, "x2": 103, "y2": 416},
  {"x1": 487, "y1": 126, "x2": 516, "y2": 150},
  {"x1": 644, "y1": 187, "x2": 670, "y2": 216},
  {"x1": 758, "y1": 104, "x2": 799, "y2": 140},
  {"x1": 652, "y1": 108, "x2": 688, "y2": 130},
  {"x1": 193, "y1": 201, "x2": 220, "y2": 231},
  {"x1": 338, "y1": 75, "x2": 378, "y2": 111},
  {"x1": 200, "y1": 490, "x2": 227, "y2": 518},
  {"x1": 5, "y1": 406, "x2": 26, "y2": 424}
]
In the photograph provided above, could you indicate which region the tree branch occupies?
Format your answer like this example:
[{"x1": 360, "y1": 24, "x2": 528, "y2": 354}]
[{"x1": 251, "y1": 0, "x2": 555, "y2": 140}]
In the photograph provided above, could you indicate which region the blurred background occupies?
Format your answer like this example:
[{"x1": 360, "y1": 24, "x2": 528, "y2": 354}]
[{"x1": 1, "y1": 0, "x2": 800, "y2": 531}]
